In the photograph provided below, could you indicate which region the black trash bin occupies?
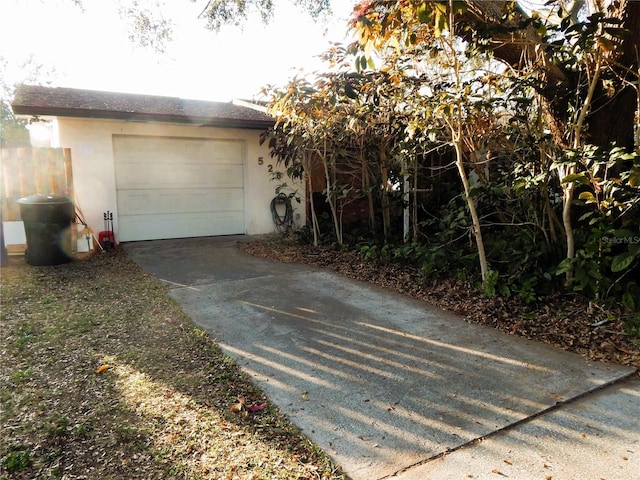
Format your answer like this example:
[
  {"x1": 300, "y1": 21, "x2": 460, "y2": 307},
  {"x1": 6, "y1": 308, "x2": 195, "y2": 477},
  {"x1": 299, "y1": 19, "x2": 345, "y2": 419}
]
[{"x1": 17, "y1": 194, "x2": 74, "y2": 266}]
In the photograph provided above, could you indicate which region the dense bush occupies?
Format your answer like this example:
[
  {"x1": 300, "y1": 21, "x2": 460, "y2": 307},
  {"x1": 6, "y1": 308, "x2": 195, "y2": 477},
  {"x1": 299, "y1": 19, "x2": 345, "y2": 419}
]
[{"x1": 263, "y1": 1, "x2": 640, "y2": 325}]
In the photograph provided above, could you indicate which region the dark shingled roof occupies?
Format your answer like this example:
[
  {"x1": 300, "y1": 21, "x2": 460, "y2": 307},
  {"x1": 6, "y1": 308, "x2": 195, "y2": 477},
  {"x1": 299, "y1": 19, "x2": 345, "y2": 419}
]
[{"x1": 11, "y1": 85, "x2": 274, "y2": 129}]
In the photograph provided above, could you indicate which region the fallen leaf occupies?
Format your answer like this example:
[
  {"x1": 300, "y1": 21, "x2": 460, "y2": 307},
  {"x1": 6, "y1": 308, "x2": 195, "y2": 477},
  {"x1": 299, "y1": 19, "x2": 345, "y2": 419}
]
[
  {"x1": 246, "y1": 402, "x2": 267, "y2": 412},
  {"x1": 301, "y1": 391, "x2": 308, "y2": 401},
  {"x1": 95, "y1": 364, "x2": 109, "y2": 374},
  {"x1": 230, "y1": 402, "x2": 244, "y2": 413}
]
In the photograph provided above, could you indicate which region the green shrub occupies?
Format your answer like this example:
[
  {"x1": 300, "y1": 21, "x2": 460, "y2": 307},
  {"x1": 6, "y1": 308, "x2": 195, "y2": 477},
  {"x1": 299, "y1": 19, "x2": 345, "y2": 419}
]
[{"x1": 2, "y1": 448, "x2": 31, "y2": 473}]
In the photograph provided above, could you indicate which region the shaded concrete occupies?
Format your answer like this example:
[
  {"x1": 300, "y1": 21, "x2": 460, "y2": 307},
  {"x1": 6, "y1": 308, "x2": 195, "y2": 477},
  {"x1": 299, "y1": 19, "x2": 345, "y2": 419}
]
[
  {"x1": 396, "y1": 378, "x2": 640, "y2": 479},
  {"x1": 125, "y1": 236, "x2": 636, "y2": 480}
]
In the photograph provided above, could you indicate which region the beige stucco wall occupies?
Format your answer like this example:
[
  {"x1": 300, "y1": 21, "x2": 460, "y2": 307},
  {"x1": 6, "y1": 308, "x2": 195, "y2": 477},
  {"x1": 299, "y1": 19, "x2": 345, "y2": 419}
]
[{"x1": 46, "y1": 117, "x2": 304, "y2": 242}]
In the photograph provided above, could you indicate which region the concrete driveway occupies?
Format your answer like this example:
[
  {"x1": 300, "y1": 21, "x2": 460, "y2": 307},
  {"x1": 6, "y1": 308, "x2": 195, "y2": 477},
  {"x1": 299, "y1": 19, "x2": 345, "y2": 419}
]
[{"x1": 125, "y1": 236, "x2": 639, "y2": 480}]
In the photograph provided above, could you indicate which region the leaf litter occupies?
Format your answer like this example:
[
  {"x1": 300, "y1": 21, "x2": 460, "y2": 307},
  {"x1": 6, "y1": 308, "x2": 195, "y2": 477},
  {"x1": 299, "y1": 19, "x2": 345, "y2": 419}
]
[{"x1": 0, "y1": 251, "x2": 344, "y2": 479}]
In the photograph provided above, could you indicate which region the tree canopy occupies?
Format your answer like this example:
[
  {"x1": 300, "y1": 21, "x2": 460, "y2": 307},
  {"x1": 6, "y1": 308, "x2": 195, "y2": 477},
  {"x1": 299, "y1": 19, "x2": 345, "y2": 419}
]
[
  {"x1": 196, "y1": 0, "x2": 332, "y2": 30},
  {"x1": 261, "y1": 0, "x2": 640, "y2": 312}
]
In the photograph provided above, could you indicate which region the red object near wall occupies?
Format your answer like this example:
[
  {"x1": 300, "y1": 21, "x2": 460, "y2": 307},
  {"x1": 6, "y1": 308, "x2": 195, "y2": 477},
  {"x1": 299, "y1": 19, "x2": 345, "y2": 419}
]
[{"x1": 98, "y1": 230, "x2": 115, "y2": 250}]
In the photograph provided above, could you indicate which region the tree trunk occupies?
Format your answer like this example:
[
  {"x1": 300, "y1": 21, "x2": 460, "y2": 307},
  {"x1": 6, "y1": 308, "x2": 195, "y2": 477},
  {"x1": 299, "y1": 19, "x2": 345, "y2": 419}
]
[
  {"x1": 560, "y1": 51, "x2": 604, "y2": 282},
  {"x1": 450, "y1": 0, "x2": 489, "y2": 284},
  {"x1": 320, "y1": 141, "x2": 343, "y2": 245},
  {"x1": 412, "y1": 160, "x2": 419, "y2": 243},
  {"x1": 358, "y1": 138, "x2": 377, "y2": 234},
  {"x1": 561, "y1": 167, "x2": 576, "y2": 280},
  {"x1": 455, "y1": 142, "x2": 489, "y2": 283},
  {"x1": 304, "y1": 152, "x2": 320, "y2": 246},
  {"x1": 380, "y1": 146, "x2": 391, "y2": 241}
]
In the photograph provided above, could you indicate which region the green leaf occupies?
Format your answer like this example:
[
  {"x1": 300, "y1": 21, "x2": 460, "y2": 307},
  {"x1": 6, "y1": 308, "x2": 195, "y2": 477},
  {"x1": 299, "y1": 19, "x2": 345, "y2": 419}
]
[
  {"x1": 556, "y1": 258, "x2": 574, "y2": 275},
  {"x1": 536, "y1": 23, "x2": 547, "y2": 36},
  {"x1": 452, "y1": 1, "x2": 467, "y2": 15},
  {"x1": 359, "y1": 55, "x2": 367, "y2": 71},
  {"x1": 561, "y1": 173, "x2": 589, "y2": 185},
  {"x1": 579, "y1": 211, "x2": 594, "y2": 222},
  {"x1": 417, "y1": 4, "x2": 430, "y2": 23},
  {"x1": 433, "y1": 3, "x2": 448, "y2": 37},
  {"x1": 621, "y1": 292, "x2": 635, "y2": 311},
  {"x1": 578, "y1": 191, "x2": 597, "y2": 203},
  {"x1": 611, "y1": 251, "x2": 638, "y2": 273},
  {"x1": 604, "y1": 27, "x2": 628, "y2": 39},
  {"x1": 434, "y1": 2, "x2": 448, "y2": 15}
]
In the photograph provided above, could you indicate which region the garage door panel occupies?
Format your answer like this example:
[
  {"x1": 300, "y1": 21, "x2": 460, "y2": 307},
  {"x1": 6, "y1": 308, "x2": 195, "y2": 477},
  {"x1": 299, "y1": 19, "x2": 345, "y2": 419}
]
[
  {"x1": 113, "y1": 136, "x2": 243, "y2": 165},
  {"x1": 211, "y1": 166, "x2": 243, "y2": 187},
  {"x1": 113, "y1": 135, "x2": 246, "y2": 241},
  {"x1": 117, "y1": 188, "x2": 243, "y2": 215},
  {"x1": 116, "y1": 164, "x2": 243, "y2": 190},
  {"x1": 119, "y1": 212, "x2": 245, "y2": 241},
  {"x1": 117, "y1": 192, "x2": 154, "y2": 215},
  {"x1": 189, "y1": 212, "x2": 244, "y2": 236},
  {"x1": 182, "y1": 189, "x2": 243, "y2": 212}
]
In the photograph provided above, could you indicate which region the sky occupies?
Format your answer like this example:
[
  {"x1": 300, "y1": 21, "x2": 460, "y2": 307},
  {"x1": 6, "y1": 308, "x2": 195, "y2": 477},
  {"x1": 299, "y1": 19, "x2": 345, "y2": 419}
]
[{"x1": 1, "y1": 0, "x2": 357, "y2": 102}]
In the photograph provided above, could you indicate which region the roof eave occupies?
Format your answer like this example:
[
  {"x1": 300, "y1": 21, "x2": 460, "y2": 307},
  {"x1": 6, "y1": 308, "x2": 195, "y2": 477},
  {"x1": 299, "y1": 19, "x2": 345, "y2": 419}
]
[{"x1": 11, "y1": 105, "x2": 275, "y2": 130}]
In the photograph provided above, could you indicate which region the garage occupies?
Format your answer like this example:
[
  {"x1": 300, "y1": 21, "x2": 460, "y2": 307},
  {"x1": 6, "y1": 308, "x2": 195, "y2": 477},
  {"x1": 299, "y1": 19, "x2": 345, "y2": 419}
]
[
  {"x1": 113, "y1": 135, "x2": 245, "y2": 241},
  {"x1": 11, "y1": 85, "x2": 299, "y2": 241}
]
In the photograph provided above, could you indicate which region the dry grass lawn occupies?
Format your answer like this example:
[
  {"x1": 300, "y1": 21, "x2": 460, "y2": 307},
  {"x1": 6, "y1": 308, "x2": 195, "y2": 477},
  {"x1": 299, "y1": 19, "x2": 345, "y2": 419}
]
[{"x1": 0, "y1": 250, "x2": 344, "y2": 479}]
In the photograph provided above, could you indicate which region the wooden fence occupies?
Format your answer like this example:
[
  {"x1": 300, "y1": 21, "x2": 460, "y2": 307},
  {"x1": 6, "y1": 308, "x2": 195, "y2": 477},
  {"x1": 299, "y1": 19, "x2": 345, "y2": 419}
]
[{"x1": 0, "y1": 147, "x2": 74, "y2": 221}]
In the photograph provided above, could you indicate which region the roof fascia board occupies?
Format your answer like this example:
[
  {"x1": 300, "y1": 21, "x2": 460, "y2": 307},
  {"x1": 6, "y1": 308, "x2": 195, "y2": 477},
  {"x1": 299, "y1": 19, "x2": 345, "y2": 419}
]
[{"x1": 13, "y1": 105, "x2": 274, "y2": 130}]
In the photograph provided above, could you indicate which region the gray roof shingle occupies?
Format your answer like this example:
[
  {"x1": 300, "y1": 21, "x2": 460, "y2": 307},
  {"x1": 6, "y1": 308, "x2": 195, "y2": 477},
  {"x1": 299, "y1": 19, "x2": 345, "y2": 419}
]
[{"x1": 11, "y1": 85, "x2": 274, "y2": 129}]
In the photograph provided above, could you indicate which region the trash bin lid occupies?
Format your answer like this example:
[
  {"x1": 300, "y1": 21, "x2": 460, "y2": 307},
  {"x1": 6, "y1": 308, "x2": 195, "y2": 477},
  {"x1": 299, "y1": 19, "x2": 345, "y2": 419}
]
[{"x1": 17, "y1": 194, "x2": 72, "y2": 205}]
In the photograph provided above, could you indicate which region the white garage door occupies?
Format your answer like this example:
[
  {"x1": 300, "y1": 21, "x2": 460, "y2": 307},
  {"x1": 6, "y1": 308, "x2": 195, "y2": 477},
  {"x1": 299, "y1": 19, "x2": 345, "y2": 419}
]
[{"x1": 113, "y1": 135, "x2": 245, "y2": 241}]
